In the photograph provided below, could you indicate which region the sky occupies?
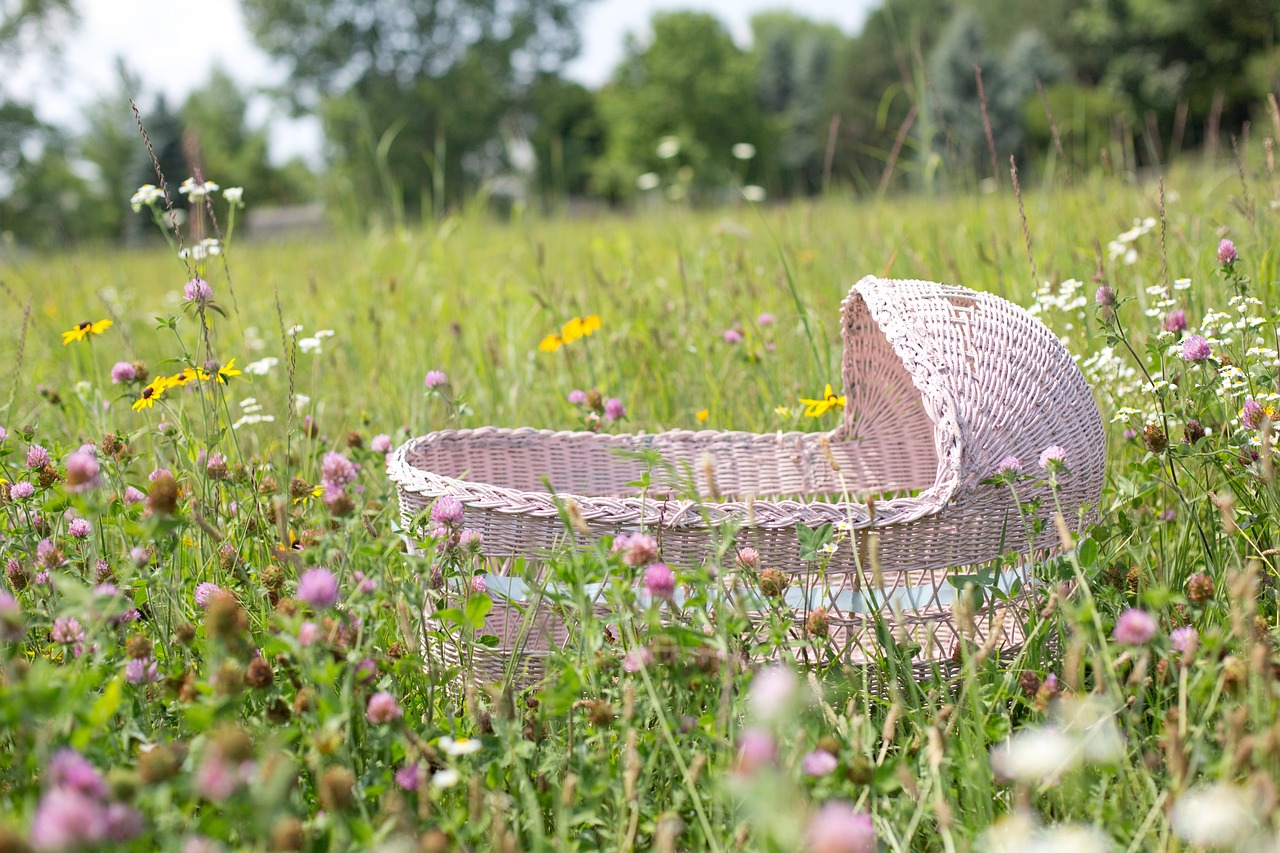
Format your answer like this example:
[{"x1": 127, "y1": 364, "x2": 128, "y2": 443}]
[{"x1": 8, "y1": 0, "x2": 879, "y2": 166}]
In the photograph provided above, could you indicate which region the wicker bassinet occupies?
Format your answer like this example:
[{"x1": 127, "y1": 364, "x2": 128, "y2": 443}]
[{"x1": 389, "y1": 276, "x2": 1106, "y2": 684}]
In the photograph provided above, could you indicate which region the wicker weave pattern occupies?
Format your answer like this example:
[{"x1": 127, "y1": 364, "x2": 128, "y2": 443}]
[{"x1": 390, "y1": 276, "x2": 1105, "y2": 677}]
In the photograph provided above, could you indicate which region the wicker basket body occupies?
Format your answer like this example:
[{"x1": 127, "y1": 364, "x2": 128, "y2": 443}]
[{"x1": 391, "y1": 277, "x2": 1105, "y2": 681}]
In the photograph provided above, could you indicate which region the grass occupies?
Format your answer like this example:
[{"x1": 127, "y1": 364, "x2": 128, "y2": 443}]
[{"x1": 0, "y1": 153, "x2": 1278, "y2": 851}]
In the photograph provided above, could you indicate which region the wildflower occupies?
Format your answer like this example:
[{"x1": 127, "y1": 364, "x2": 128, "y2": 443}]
[
  {"x1": 0, "y1": 425, "x2": 5, "y2": 443},
  {"x1": 213, "y1": 359, "x2": 241, "y2": 384},
  {"x1": 125, "y1": 657, "x2": 160, "y2": 684},
  {"x1": 774, "y1": 405, "x2": 791, "y2": 418},
  {"x1": 757, "y1": 312, "x2": 776, "y2": 326},
  {"x1": 696, "y1": 409, "x2": 709, "y2": 422},
  {"x1": 423, "y1": 369, "x2": 448, "y2": 389},
  {"x1": 395, "y1": 764, "x2": 423, "y2": 791},
  {"x1": 1187, "y1": 572, "x2": 1214, "y2": 603},
  {"x1": 539, "y1": 334, "x2": 564, "y2": 352},
  {"x1": 183, "y1": 278, "x2": 214, "y2": 304},
  {"x1": 119, "y1": 485, "x2": 143, "y2": 506},
  {"x1": 297, "y1": 621, "x2": 320, "y2": 647},
  {"x1": 567, "y1": 389, "x2": 587, "y2": 405},
  {"x1": 61, "y1": 319, "x2": 112, "y2": 345},
  {"x1": 51, "y1": 617, "x2": 85, "y2": 646},
  {"x1": 437, "y1": 736, "x2": 482, "y2": 756},
  {"x1": 1181, "y1": 334, "x2": 1211, "y2": 362},
  {"x1": 321, "y1": 451, "x2": 359, "y2": 487},
  {"x1": 178, "y1": 177, "x2": 220, "y2": 200},
  {"x1": 432, "y1": 769, "x2": 461, "y2": 789},
  {"x1": 1112, "y1": 608, "x2": 1157, "y2": 645},
  {"x1": 749, "y1": 664, "x2": 797, "y2": 720},
  {"x1": 805, "y1": 607, "x2": 830, "y2": 637},
  {"x1": 222, "y1": 187, "x2": 244, "y2": 206},
  {"x1": 1171, "y1": 784, "x2": 1256, "y2": 848},
  {"x1": 110, "y1": 362, "x2": 137, "y2": 383},
  {"x1": 604, "y1": 397, "x2": 626, "y2": 421},
  {"x1": 799, "y1": 384, "x2": 845, "y2": 418},
  {"x1": 643, "y1": 563, "x2": 676, "y2": 601},
  {"x1": 735, "y1": 728, "x2": 776, "y2": 775},
  {"x1": 732, "y1": 142, "x2": 756, "y2": 160},
  {"x1": 0, "y1": 591, "x2": 22, "y2": 641},
  {"x1": 1170, "y1": 625, "x2": 1198, "y2": 657},
  {"x1": 431, "y1": 495, "x2": 465, "y2": 526},
  {"x1": 802, "y1": 749, "x2": 838, "y2": 777},
  {"x1": 370, "y1": 433, "x2": 393, "y2": 454},
  {"x1": 805, "y1": 802, "x2": 876, "y2": 853},
  {"x1": 65, "y1": 451, "x2": 101, "y2": 492},
  {"x1": 366, "y1": 692, "x2": 403, "y2": 724},
  {"x1": 990, "y1": 726, "x2": 1079, "y2": 783},
  {"x1": 130, "y1": 183, "x2": 165, "y2": 210},
  {"x1": 735, "y1": 547, "x2": 760, "y2": 571},
  {"x1": 1161, "y1": 308, "x2": 1187, "y2": 333},
  {"x1": 297, "y1": 568, "x2": 340, "y2": 610},
  {"x1": 622, "y1": 647, "x2": 652, "y2": 673},
  {"x1": 27, "y1": 444, "x2": 49, "y2": 468},
  {"x1": 1038, "y1": 446, "x2": 1067, "y2": 471},
  {"x1": 742, "y1": 185, "x2": 767, "y2": 203},
  {"x1": 131, "y1": 383, "x2": 163, "y2": 412},
  {"x1": 1142, "y1": 422, "x2": 1168, "y2": 454},
  {"x1": 723, "y1": 329, "x2": 743, "y2": 344},
  {"x1": 195, "y1": 583, "x2": 223, "y2": 608},
  {"x1": 561, "y1": 315, "x2": 601, "y2": 343},
  {"x1": 1217, "y1": 239, "x2": 1238, "y2": 265},
  {"x1": 469, "y1": 575, "x2": 487, "y2": 595},
  {"x1": 10, "y1": 480, "x2": 34, "y2": 499},
  {"x1": 992, "y1": 456, "x2": 1022, "y2": 480},
  {"x1": 459, "y1": 528, "x2": 483, "y2": 550},
  {"x1": 1241, "y1": 398, "x2": 1267, "y2": 430},
  {"x1": 29, "y1": 787, "x2": 109, "y2": 849},
  {"x1": 1094, "y1": 285, "x2": 1115, "y2": 307},
  {"x1": 68, "y1": 518, "x2": 91, "y2": 538},
  {"x1": 194, "y1": 756, "x2": 237, "y2": 801}
]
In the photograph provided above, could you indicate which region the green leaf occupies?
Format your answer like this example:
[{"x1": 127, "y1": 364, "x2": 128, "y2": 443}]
[
  {"x1": 798, "y1": 523, "x2": 833, "y2": 561},
  {"x1": 73, "y1": 676, "x2": 122, "y2": 750},
  {"x1": 463, "y1": 593, "x2": 493, "y2": 630}
]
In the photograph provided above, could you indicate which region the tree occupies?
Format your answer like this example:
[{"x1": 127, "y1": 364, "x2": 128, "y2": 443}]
[
  {"x1": 594, "y1": 11, "x2": 766, "y2": 201},
  {"x1": 240, "y1": 0, "x2": 591, "y2": 219}
]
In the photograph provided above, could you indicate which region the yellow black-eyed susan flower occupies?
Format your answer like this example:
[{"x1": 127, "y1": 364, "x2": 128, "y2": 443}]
[
  {"x1": 61, "y1": 319, "x2": 112, "y2": 345},
  {"x1": 799, "y1": 384, "x2": 846, "y2": 418}
]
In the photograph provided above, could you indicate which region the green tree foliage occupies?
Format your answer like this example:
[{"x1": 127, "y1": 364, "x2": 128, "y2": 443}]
[
  {"x1": 241, "y1": 0, "x2": 590, "y2": 220},
  {"x1": 526, "y1": 73, "x2": 604, "y2": 202},
  {"x1": 750, "y1": 12, "x2": 845, "y2": 195},
  {"x1": 0, "y1": 0, "x2": 76, "y2": 54},
  {"x1": 1071, "y1": 0, "x2": 1280, "y2": 148},
  {"x1": 594, "y1": 11, "x2": 767, "y2": 201}
]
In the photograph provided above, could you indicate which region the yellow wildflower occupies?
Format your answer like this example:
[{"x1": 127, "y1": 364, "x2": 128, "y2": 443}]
[
  {"x1": 132, "y1": 382, "x2": 164, "y2": 411},
  {"x1": 799, "y1": 384, "x2": 846, "y2": 418},
  {"x1": 696, "y1": 409, "x2": 709, "y2": 423},
  {"x1": 61, "y1": 319, "x2": 113, "y2": 345},
  {"x1": 539, "y1": 334, "x2": 564, "y2": 352},
  {"x1": 561, "y1": 316, "x2": 586, "y2": 343},
  {"x1": 581, "y1": 314, "x2": 601, "y2": 334},
  {"x1": 215, "y1": 358, "x2": 242, "y2": 384},
  {"x1": 774, "y1": 405, "x2": 792, "y2": 419}
]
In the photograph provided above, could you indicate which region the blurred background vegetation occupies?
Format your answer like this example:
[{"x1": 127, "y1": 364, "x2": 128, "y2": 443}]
[{"x1": 0, "y1": 0, "x2": 1277, "y2": 246}]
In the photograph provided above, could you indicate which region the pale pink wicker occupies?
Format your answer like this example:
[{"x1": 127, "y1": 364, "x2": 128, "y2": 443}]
[{"x1": 390, "y1": 276, "x2": 1105, "y2": 684}]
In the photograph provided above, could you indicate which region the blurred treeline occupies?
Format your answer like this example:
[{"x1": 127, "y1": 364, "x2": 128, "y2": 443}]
[{"x1": 1, "y1": 0, "x2": 1277, "y2": 245}]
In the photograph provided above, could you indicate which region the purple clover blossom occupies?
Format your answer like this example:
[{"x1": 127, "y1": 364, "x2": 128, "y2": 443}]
[
  {"x1": 1218, "y1": 238, "x2": 1238, "y2": 265},
  {"x1": 27, "y1": 444, "x2": 49, "y2": 469},
  {"x1": 36, "y1": 539, "x2": 61, "y2": 569},
  {"x1": 148, "y1": 468, "x2": 172, "y2": 482},
  {"x1": 1161, "y1": 309, "x2": 1187, "y2": 333},
  {"x1": 321, "y1": 451, "x2": 359, "y2": 487},
  {"x1": 604, "y1": 397, "x2": 626, "y2": 421},
  {"x1": 395, "y1": 764, "x2": 423, "y2": 791},
  {"x1": 50, "y1": 617, "x2": 85, "y2": 646},
  {"x1": 1112, "y1": 608, "x2": 1157, "y2": 645},
  {"x1": 643, "y1": 563, "x2": 676, "y2": 601},
  {"x1": 469, "y1": 575, "x2": 488, "y2": 595},
  {"x1": 29, "y1": 787, "x2": 109, "y2": 850},
  {"x1": 297, "y1": 568, "x2": 340, "y2": 609},
  {"x1": 567, "y1": 389, "x2": 587, "y2": 405},
  {"x1": 366, "y1": 691, "x2": 403, "y2": 724},
  {"x1": 622, "y1": 647, "x2": 652, "y2": 673},
  {"x1": 1181, "y1": 334, "x2": 1211, "y2": 362},
  {"x1": 423, "y1": 370, "x2": 448, "y2": 389},
  {"x1": 430, "y1": 495, "x2": 464, "y2": 526},
  {"x1": 110, "y1": 362, "x2": 137, "y2": 383},
  {"x1": 125, "y1": 657, "x2": 160, "y2": 684},
  {"x1": 1241, "y1": 398, "x2": 1266, "y2": 430},
  {"x1": 68, "y1": 518, "x2": 91, "y2": 538},
  {"x1": 1094, "y1": 284, "x2": 1116, "y2": 307},
  {"x1": 370, "y1": 433, "x2": 393, "y2": 454},
  {"x1": 801, "y1": 749, "x2": 839, "y2": 777},
  {"x1": 298, "y1": 621, "x2": 320, "y2": 647},
  {"x1": 65, "y1": 451, "x2": 101, "y2": 493},
  {"x1": 735, "y1": 728, "x2": 777, "y2": 775},
  {"x1": 1038, "y1": 445, "x2": 1067, "y2": 470},
  {"x1": 0, "y1": 426, "x2": 6, "y2": 443},
  {"x1": 994, "y1": 455, "x2": 1022, "y2": 477},
  {"x1": 1170, "y1": 625, "x2": 1198, "y2": 656},
  {"x1": 183, "y1": 278, "x2": 214, "y2": 304},
  {"x1": 723, "y1": 329, "x2": 743, "y2": 344},
  {"x1": 194, "y1": 583, "x2": 222, "y2": 608},
  {"x1": 757, "y1": 312, "x2": 776, "y2": 326},
  {"x1": 459, "y1": 528, "x2": 483, "y2": 550},
  {"x1": 47, "y1": 749, "x2": 108, "y2": 799},
  {"x1": 805, "y1": 802, "x2": 876, "y2": 853},
  {"x1": 122, "y1": 486, "x2": 146, "y2": 505},
  {"x1": 9, "y1": 480, "x2": 34, "y2": 500}
]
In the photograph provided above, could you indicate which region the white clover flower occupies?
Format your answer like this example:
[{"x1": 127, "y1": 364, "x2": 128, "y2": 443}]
[
  {"x1": 244, "y1": 357, "x2": 278, "y2": 376},
  {"x1": 223, "y1": 187, "x2": 244, "y2": 206},
  {"x1": 742, "y1": 185, "x2": 767, "y2": 203},
  {"x1": 298, "y1": 337, "x2": 322, "y2": 354},
  {"x1": 1171, "y1": 784, "x2": 1258, "y2": 848},
  {"x1": 431, "y1": 769, "x2": 461, "y2": 789},
  {"x1": 437, "y1": 736, "x2": 482, "y2": 757},
  {"x1": 636, "y1": 172, "x2": 660, "y2": 191},
  {"x1": 731, "y1": 142, "x2": 756, "y2": 160},
  {"x1": 656, "y1": 136, "x2": 680, "y2": 159},
  {"x1": 990, "y1": 726, "x2": 1079, "y2": 783}
]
